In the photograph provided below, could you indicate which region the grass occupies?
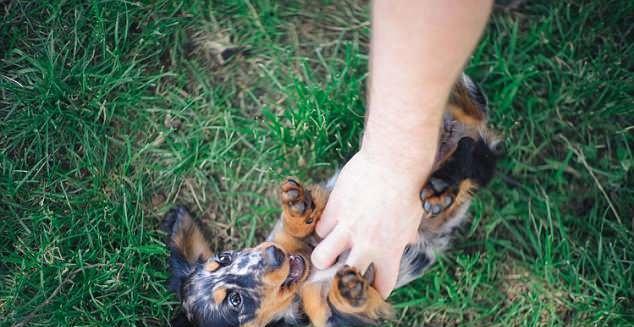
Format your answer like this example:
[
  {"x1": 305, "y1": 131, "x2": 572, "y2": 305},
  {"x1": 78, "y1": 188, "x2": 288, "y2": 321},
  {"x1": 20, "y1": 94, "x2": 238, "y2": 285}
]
[{"x1": 1, "y1": 0, "x2": 632, "y2": 325}]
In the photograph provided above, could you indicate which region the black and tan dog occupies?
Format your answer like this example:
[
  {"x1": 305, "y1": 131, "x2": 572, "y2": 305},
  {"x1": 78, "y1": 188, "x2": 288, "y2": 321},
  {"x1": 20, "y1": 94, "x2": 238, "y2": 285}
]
[{"x1": 162, "y1": 75, "x2": 501, "y2": 327}]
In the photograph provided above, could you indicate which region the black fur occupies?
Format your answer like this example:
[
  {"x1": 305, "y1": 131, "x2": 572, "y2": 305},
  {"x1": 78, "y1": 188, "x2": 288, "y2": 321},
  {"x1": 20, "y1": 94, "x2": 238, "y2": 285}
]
[
  {"x1": 161, "y1": 206, "x2": 190, "y2": 235},
  {"x1": 466, "y1": 78, "x2": 488, "y2": 115},
  {"x1": 266, "y1": 313, "x2": 309, "y2": 327},
  {"x1": 185, "y1": 301, "x2": 241, "y2": 327},
  {"x1": 168, "y1": 249, "x2": 197, "y2": 299},
  {"x1": 470, "y1": 138, "x2": 499, "y2": 187},
  {"x1": 163, "y1": 206, "x2": 197, "y2": 300},
  {"x1": 404, "y1": 246, "x2": 431, "y2": 276},
  {"x1": 170, "y1": 311, "x2": 194, "y2": 327},
  {"x1": 326, "y1": 299, "x2": 377, "y2": 327},
  {"x1": 431, "y1": 136, "x2": 498, "y2": 190}
]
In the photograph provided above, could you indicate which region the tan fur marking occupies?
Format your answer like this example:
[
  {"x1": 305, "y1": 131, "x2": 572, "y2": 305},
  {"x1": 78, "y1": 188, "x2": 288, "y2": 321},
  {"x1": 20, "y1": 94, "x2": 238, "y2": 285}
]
[
  {"x1": 237, "y1": 244, "x2": 309, "y2": 326},
  {"x1": 448, "y1": 104, "x2": 483, "y2": 128},
  {"x1": 205, "y1": 261, "x2": 220, "y2": 272},
  {"x1": 449, "y1": 80, "x2": 486, "y2": 123},
  {"x1": 212, "y1": 288, "x2": 226, "y2": 304},
  {"x1": 271, "y1": 232, "x2": 310, "y2": 255},
  {"x1": 262, "y1": 260, "x2": 291, "y2": 286},
  {"x1": 249, "y1": 288, "x2": 297, "y2": 326},
  {"x1": 301, "y1": 283, "x2": 330, "y2": 327},
  {"x1": 172, "y1": 225, "x2": 213, "y2": 264},
  {"x1": 170, "y1": 213, "x2": 214, "y2": 264}
]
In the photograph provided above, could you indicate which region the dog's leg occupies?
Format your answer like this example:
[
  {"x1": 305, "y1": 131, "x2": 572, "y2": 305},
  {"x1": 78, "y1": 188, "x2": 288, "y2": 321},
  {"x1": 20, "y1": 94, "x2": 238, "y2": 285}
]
[
  {"x1": 317, "y1": 264, "x2": 393, "y2": 326},
  {"x1": 269, "y1": 178, "x2": 328, "y2": 254},
  {"x1": 419, "y1": 136, "x2": 498, "y2": 233},
  {"x1": 277, "y1": 178, "x2": 328, "y2": 239},
  {"x1": 300, "y1": 283, "x2": 331, "y2": 327},
  {"x1": 301, "y1": 265, "x2": 392, "y2": 327}
]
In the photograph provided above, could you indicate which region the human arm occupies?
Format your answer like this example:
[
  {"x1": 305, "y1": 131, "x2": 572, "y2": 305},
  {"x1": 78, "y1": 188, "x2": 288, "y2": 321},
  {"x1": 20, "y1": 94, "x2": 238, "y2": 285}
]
[{"x1": 311, "y1": 0, "x2": 493, "y2": 297}]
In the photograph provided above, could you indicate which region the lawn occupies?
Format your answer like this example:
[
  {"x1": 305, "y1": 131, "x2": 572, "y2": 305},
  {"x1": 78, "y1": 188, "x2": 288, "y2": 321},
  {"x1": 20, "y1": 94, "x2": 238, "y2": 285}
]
[{"x1": 1, "y1": 0, "x2": 632, "y2": 326}]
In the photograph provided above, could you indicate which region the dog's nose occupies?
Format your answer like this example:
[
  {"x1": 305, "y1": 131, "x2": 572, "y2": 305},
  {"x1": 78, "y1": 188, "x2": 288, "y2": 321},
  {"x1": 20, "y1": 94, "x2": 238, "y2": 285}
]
[{"x1": 264, "y1": 245, "x2": 285, "y2": 268}]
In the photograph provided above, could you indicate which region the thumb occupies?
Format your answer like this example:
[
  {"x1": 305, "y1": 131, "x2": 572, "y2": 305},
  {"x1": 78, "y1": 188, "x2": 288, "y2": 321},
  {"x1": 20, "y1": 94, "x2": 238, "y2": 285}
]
[
  {"x1": 374, "y1": 256, "x2": 400, "y2": 299},
  {"x1": 344, "y1": 246, "x2": 372, "y2": 276},
  {"x1": 311, "y1": 227, "x2": 349, "y2": 269},
  {"x1": 347, "y1": 246, "x2": 402, "y2": 299},
  {"x1": 373, "y1": 253, "x2": 401, "y2": 299}
]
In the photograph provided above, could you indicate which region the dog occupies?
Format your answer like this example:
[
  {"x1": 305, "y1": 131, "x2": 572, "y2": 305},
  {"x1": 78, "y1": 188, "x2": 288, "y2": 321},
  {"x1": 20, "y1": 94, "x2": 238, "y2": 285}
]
[{"x1": 162, "y1": 74, "x2": 501, "y2": 327}]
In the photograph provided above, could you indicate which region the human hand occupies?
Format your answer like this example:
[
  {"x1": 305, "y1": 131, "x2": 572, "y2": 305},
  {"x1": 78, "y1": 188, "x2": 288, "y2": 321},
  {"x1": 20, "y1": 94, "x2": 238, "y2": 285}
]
[{"x1": 311, "y1": 149, "x2": 431, "y2": 298}]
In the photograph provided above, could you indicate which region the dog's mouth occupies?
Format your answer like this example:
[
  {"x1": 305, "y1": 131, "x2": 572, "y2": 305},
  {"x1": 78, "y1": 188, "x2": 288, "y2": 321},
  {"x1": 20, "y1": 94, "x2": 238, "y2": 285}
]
[{"x1": 282, "y1": 255, "x2": 307, "y2": 287}]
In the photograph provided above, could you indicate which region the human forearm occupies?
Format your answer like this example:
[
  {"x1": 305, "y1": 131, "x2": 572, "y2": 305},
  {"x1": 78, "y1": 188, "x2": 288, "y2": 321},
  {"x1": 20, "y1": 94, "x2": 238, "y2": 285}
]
[
  {"x1": 313, "y1": 1, "x2": 493, "y2": 298},
  {"x1": 362, "y1": 0, "x2": 493, "y2": 175}
]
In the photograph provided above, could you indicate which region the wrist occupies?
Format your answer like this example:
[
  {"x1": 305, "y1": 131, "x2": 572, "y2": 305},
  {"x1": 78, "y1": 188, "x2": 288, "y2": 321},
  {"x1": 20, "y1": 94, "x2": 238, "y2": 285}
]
[
  {"x1": 356, "y1": 143, "x2": 434, "y2": 187},
  {"x1": 360, "y1": 120, "x2": 439, "y2": 174}
]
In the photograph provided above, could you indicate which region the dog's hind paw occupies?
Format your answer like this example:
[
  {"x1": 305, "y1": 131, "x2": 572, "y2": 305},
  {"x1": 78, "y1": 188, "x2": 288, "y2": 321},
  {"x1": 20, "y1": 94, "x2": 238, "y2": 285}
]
[
  {"x1": 334, "y1": 265, "x2": 373, "y2": 307},
  {"x1": 419, "y1": 177, "x2": 458, "y2": 217}
]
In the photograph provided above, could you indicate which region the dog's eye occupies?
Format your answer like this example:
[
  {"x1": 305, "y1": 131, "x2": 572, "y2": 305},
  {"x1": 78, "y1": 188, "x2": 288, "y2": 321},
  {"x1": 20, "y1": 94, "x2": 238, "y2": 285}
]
[
  {"x1": 228, "y1": 291, "x2": 242, "y2": 308},
  {"x1": 216, "y1": 252, "x2": 232, "y2": 266}
]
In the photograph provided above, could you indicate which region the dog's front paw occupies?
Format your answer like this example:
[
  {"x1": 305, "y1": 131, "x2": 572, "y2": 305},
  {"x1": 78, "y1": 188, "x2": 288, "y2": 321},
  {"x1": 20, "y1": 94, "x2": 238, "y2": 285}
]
[
  {"x1": 280, "y1": 178, "x2": 320, "y2": 238},
  {"x1": 281, "y1": 178, "x2": 313, "y2": 220},
  {"x1": 279, "y1": 178, "x2": 328, "y2": 239}
]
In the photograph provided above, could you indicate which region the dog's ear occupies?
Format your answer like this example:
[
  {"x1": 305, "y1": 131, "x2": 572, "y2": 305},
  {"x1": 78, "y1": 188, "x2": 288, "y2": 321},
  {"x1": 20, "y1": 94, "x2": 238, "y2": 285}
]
[
  {"x1": 170, "y1": 310, "x2": 194, "y2": 327},
  {"x1": 162, "y1": 206, "x2": 214, "y2": 298}
]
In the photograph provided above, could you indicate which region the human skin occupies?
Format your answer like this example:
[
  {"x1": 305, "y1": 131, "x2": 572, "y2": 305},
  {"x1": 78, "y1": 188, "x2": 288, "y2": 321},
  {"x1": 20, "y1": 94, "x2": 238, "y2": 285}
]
[{"x1": 311, "y1": 0, "x2": 494, "y2": 298}]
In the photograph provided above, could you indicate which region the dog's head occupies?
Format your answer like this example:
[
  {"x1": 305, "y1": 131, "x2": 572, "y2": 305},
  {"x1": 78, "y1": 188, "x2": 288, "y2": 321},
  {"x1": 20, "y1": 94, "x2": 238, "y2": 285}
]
[{"x1": 163, "y1": 207, "x2": 309, "y2": 327}]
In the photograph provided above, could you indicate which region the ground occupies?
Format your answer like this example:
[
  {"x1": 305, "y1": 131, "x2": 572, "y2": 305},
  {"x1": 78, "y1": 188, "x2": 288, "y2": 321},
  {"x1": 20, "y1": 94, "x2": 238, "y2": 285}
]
[{"x1": 1, "y1": 0, "x2": 632, "y2": 326}]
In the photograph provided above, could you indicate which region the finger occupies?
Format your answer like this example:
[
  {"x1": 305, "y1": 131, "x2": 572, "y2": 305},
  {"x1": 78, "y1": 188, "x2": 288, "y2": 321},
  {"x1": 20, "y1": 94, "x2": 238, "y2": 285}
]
[
  {"x1": 344, "y1": 246, "x2": 372, "y2": 274},
  {"x1": 311, "y1": 227, "x2": 350, "y2": 269},
  {"x1": 373, "y1": 255, "x2": 401, "y2": 299},
  {"x1": 315, "y1": 201, "x2": 339, "y2": 238},
  {"x1": 346, "y1": 245, "x2": 401, "y2": 299}
]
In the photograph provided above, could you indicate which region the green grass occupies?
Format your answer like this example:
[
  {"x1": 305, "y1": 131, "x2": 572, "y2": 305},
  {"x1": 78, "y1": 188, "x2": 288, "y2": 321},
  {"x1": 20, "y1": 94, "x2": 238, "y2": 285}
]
[{"x1": 1, "y1": 0, "x2": 632, "y2": 326}]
